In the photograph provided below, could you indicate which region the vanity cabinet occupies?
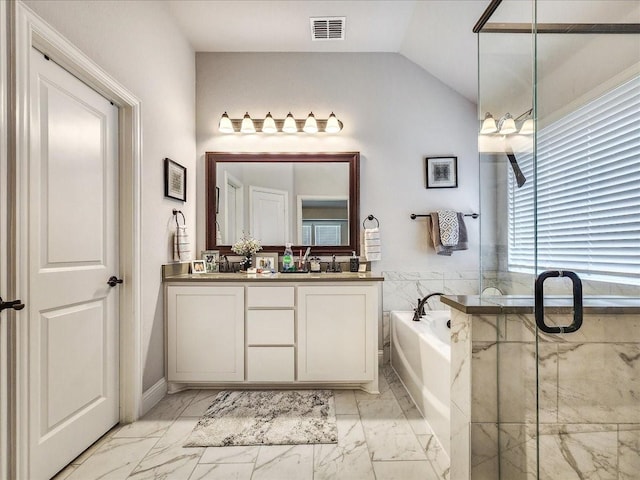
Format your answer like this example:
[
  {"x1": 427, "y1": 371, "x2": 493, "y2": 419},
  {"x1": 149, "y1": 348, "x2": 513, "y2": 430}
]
[
  {"x1": 297, "y1": 285, "x2": 377, "y2": 382},
  {"x1": 164, "y1": 274, "x2": 382, "y2": 393},
  {"x1": 166, "y1": 285, "x2": 244, "y2": 382}
]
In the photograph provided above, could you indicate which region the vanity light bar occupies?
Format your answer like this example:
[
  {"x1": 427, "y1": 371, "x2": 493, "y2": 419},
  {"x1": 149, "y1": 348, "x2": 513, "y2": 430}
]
[{"x1": 218, "y1": 112, "x2": 343, "y2": 134}]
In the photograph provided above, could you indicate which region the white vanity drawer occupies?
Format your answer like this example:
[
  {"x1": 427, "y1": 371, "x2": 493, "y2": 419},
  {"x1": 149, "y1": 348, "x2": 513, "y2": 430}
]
[
  {"x1": 247, "y1": 310, "x2": 294, "y2": 345},
  {"x1": 247, "y1": 347, "x2": 295, "y2": 382},
  {"x1": 247, "y1": 286, "x2": 294, "y2": 308}
]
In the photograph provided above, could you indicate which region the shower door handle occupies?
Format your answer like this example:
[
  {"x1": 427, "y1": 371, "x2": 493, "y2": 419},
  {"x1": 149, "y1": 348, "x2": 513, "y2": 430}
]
[{"x1": 534, "y1": 270, "x2": 583, "y2": 334}]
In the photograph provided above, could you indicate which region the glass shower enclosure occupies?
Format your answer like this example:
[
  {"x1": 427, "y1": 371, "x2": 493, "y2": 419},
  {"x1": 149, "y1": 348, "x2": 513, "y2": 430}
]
[{"x1": 477, "y1": 0, "x2": 639, "y2": 478}]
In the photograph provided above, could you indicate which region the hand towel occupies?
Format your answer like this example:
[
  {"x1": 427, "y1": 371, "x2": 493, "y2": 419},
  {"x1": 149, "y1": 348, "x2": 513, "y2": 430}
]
[
  {"x1": 173, "y1": 225, "x2": 192, "y2": 262},
  {"x1": 429, "y1": 212, "x2": 468, "y2": 256},
  {"x1": 364, "y1": 227, "x2": 382, "y2": 261},
  {"x1": 437, "y1": 210, "x2": 459, "y2": 247}
]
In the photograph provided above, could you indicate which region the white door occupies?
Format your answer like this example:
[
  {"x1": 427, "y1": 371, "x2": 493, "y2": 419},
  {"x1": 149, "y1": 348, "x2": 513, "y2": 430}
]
[
  {"x1": 27, "y1": 48, "x2": 119, "y2": 480},
  {"x1": 249, "y1": 186, "x2": 288, "y2": 244},
  {"x1": 223, "y1": 171, "x2": 243, "y2": 244}
]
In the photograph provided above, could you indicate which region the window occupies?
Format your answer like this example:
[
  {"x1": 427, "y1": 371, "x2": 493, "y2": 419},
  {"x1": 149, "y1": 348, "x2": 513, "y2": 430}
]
[
  {"x1": 508, "y1": 75, "x2": 640, "y2": 285},
  {"x1": 314, "y1": 225, "x2": 341, "y2": 245}
]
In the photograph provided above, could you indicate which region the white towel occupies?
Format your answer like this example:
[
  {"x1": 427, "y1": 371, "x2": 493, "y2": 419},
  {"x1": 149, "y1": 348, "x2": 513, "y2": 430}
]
[
  {"x1": 173, "y1": 225, "x2": 191, "y2": 262},
  {"x1": 437, "y1": 210, "x2": 459, "y2": 247},
  {"x1": 364, "y1": 227, "x2": 382, "y2": 261}
]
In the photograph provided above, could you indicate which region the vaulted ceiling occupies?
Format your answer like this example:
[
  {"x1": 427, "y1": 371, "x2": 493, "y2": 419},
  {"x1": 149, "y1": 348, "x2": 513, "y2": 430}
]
[{"x1": 165, "y1": 0, "x2": 489, "y2": 103}]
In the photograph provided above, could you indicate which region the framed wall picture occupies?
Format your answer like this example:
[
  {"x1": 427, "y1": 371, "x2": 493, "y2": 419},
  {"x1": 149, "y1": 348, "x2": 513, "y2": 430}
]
[
  {"x1": 201, "y1": 250, "x2": 220, "y2": 273},
  {"x1": 164, "y1": 157, "x2": 187, "y2": 201},
  {"x1": 191, "y1": 260, "x2": 206, "y2": 274},
  {"x1": 425, "y1": 156, "x2": 458, "y2": 188},
  {"x1": 254, "y1": 252, "x2": 278, "y2": 272}
]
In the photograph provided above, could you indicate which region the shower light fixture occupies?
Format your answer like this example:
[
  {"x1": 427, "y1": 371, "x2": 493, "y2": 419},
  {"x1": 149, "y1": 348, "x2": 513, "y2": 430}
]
[
  {"x1": 498, "y1": 113, "x2": 517, "y2": 135},
  {"x1": 217, "y1": 112, "x2": 343, "y2": 134},
  {"x1": 480, "y1": 108, "x2": 533, "y2": 136},
  {"x1": 519, "y1": 118, "x2": 535, "y2": 135},
  {"x1": 480, "y1": 112, "x2": 498, "y2": 134}
]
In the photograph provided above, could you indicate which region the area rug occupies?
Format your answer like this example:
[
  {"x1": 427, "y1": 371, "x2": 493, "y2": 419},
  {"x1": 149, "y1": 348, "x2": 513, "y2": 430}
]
[{"x1": 183, "y1": 390, "x2": 337, "y2": 447}]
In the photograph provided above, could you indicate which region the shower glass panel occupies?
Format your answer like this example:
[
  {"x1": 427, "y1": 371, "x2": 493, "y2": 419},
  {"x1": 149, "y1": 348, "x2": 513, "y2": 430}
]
[{"x1": 478, "y1": 1, "x2": 640, "y2": 478}]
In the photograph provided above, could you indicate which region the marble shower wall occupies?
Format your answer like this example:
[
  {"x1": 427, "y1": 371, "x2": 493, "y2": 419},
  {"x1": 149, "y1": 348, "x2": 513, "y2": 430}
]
[
  {"x1": 482, "y1": 270, "x2": 639, "y2": 297},
  {"x1": 381, "y1": 270, "x2": 479, "y2": 363},
  {"x1": 452, "y1": 311, "x2": 640, "y2": 480}
]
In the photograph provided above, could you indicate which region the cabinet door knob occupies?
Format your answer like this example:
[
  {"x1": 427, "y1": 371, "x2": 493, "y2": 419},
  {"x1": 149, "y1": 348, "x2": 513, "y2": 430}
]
[{"x1": 107, "y1": 276, "x2": 123, "y2": 287}]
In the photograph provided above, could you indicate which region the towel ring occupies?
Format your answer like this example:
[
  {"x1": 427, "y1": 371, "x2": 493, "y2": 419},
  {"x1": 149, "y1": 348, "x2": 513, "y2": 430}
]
[
  {"x1": 363, "y1": 214, "x2": 379, "y2": 229},
  {"x1": 173, "y1": 209, "x2": 186, "y2": 228}
]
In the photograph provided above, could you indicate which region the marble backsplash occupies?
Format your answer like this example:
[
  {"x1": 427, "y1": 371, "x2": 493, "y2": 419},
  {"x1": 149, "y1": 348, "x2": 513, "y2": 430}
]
[{"x1": 381, "y1": 270, "x2": 480, "y2": 363}]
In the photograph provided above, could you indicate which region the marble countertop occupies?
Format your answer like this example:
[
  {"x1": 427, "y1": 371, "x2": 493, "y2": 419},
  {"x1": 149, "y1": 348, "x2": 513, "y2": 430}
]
[
  {"x1": 163, "y1": 271, "x2": 384, "y2": 283},
  {"x1": 441, "y1": 295, "x2": 640, "y2": 315}
]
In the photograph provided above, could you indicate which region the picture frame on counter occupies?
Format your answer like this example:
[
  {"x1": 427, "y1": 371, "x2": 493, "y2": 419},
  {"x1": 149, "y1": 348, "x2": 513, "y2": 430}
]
[
  {"x1": 191, "y1": 260, "x2": 206, "y2": 274},
  {"x1": 254, "y1": 252, "x2": 278, "y2": 271},
  {"x1": 164, "y1": 157, "x2": 187, "y2": 201},
  {"x1": 201, "y1": 250, "x2": 220, "y2": 273},
  {"x1": 425, "y1": 156, "x2": 458, "y2": 188}
]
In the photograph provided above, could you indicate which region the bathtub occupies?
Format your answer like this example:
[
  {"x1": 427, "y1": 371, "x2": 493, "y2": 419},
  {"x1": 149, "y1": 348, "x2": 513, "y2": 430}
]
[{"x1": 391, "y1": 310, "x2": 451, "y2": 456}]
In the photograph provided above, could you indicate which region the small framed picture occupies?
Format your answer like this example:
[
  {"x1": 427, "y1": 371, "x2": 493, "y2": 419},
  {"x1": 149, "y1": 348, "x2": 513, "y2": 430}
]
[
  {"x1": 425, "y1": 156, "x2": 458, "y2": 189},
  {"x1": 254, "y1": 252, "x2": 278, "y2": 271},
  {"x1": 201, "y1": 250, "x2": 220, "y2": 273},
  {"x1": 191, "y1": 260, "x2": 206, "y2": 274},
  {"x1": 164, "y1": 157, "x2": 187, "y2": 201}
]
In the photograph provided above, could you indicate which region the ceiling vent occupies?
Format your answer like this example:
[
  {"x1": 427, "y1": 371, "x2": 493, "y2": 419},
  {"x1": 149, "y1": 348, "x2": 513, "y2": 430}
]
[{"x1": 310, "y1": 17, "x2": 345, "y2": 41}]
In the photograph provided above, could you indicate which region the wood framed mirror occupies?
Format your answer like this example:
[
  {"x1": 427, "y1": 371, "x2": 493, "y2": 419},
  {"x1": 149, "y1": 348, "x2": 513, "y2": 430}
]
[{"x1": 206, "y1": 152, "x2": 360, "y2": 255}]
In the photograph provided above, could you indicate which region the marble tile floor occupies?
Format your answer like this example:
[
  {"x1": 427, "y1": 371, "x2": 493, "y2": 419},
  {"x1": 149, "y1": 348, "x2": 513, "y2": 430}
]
[{"x1": 52, "y1": 366, "x2": 449, "y2": 480}]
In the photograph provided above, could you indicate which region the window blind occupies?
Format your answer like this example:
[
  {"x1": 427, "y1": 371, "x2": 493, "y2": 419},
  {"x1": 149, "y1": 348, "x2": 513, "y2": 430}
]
[{"x1": 508, "y1": 75, "x2": 640, "y2": 285}]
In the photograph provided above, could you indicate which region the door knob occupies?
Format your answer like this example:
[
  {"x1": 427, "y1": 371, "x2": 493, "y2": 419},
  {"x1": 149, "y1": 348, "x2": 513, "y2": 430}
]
[
  {"x1": 107, "y1": 276, "x2": 123, "y2": 287},
  {"x1": 0, "y1": 296, "x2": 25, "y2": 312}
]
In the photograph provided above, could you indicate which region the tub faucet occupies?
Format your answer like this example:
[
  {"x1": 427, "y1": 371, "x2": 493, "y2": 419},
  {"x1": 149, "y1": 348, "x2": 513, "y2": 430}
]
[{"x1": 413, "y1": 292, "x2": 445, "y2": 321}]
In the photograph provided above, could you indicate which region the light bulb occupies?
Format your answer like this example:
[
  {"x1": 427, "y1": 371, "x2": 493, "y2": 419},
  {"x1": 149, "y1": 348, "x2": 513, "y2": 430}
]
[
  {"x1": 325, "y1": 112, "x2": 342, "y2": 133},
  {"x1": 519, "y1": 118, "x2": 534, "y2": 135},
  {"x1": 219, "y1": 112, "x2": 234, "y2": 133},
  {"x1": 262, "y1": 112, "x2": 277, "y2": 133},
  {"x1": 303, "y1": 112, "x2": 318, "y2": 133},
  {"x1": 240, "y1": 112, "x2": 255, "y2": 133},
  {"x1": 283, "y1": 112, "x2": 297, "y2": 133},
  {"x1": 480, "y1": 112, "x2": 497, "y2": 135},
  {"x1": 498, "y1": 113, "x2": 516, "y2": 135}
]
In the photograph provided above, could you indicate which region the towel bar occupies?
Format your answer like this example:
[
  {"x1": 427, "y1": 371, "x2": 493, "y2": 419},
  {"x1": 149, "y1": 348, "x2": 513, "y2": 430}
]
[{"x1": 410, "y1": 213, "x2": 479, "y2": 219}]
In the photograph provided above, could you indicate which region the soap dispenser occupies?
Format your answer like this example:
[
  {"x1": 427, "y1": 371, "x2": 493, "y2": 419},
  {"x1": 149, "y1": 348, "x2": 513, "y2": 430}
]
[
  {"x1": 282, "y1": 243, "x2": 294, "y2": 272},
  {"x1": 349, "y1": 251, "x2": 359, "y2": 272}
]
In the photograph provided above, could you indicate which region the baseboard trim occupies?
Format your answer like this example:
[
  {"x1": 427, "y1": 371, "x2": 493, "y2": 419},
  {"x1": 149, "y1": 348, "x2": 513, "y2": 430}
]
[{"x1": 141, "y1": 377, "x2": 167, "y2": 416}]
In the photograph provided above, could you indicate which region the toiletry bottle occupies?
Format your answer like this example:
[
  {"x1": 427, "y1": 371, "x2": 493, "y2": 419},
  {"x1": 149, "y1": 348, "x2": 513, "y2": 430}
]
[
  {"x1": 349, "y1": 251, "x2": 359, "y2": 272},
  {"x1": 282, "y1": 243, "x2": 294, "y2": 272}
]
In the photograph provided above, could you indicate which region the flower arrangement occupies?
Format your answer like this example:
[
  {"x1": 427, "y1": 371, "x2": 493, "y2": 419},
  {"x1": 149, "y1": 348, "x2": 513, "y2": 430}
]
[{"x1": 231, "y1": 233, "x2": 262, "y2": 256}]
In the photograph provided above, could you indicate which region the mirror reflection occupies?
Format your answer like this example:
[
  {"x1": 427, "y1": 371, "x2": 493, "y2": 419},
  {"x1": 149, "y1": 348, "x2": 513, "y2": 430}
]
[{"x1": 206, "y1": 152, "x2": 360, "y2": 255}]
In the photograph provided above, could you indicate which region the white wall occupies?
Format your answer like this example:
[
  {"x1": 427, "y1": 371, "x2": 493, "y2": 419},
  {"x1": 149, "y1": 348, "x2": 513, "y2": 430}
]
[
  {"x1": 196, "y1": 52, "x2": 479, "y2": 277},
  {"x1": 23, "y1": 0, "x2": 196, "y2": 391}
]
